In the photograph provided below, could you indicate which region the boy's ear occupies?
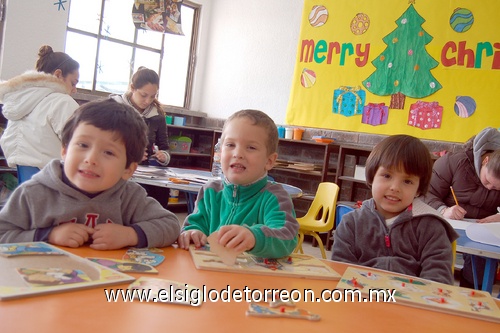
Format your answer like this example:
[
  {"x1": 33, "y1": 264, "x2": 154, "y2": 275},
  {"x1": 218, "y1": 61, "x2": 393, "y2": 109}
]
[
  {"x1": 265, "y1": 152, "x2": 278, "y2": 171},
  {"x1": 61, "y1": 146, "x2": 67, "y2": 160},
  {"x1": 122, "y1": 162, "x2": 138, "y2": 180}
]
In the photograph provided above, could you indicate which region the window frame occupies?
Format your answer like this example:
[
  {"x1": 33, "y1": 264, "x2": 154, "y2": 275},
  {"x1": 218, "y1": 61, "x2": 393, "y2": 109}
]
[{"x1": 66, "y1": 0, "x2": 200, "y2": 109}]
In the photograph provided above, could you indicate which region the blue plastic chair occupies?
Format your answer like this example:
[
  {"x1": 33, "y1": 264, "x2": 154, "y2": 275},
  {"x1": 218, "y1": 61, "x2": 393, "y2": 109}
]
[
  {"x1": 16, "y1": 165, "x2": 40, "y2": 185},
  {"x1": 335, "y1": 204, "x2": 355, "y2": 228}
]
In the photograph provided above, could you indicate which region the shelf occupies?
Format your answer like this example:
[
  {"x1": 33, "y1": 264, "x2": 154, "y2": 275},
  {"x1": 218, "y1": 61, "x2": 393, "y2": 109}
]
[
  {"x1": 167, "y1": 125, "x2": 220, "y2": 171},
  {"x1": 0, "y1": 166, "x2": 16, "y2": 172},
  {"x1": 273, "y1": 167, "x2": 335, "y2": 177},
  {"x1": 170, "y1": 152, "x2": 211, "y2": 158},
  {"x1": 167, "y1": 124, "x2": 217, "y2": 132},
  {"x1": 335, "y1": 144, "x2": 373, "y2": 203},
  {"x1": 337, "y1": 175, "x2": 368, "y2": 184},
  {"x1": 278, "y1": 138, "x2": 337, "y2": 147}
]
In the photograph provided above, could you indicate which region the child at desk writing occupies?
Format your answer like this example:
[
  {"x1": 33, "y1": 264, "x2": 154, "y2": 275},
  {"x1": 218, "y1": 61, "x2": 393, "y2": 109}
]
[
  {"x1": 331, "y1": 135, "x2": 458, "y2": 284},
  {"x1": 177, "y1": 109, "x2": 299, "y2": 258},
  {"x1": 424, "y1": 127, "x2": 500, "y2": 288},
  {"x1": 0, "y1": 99, "x2": 180, "y2": 250}
]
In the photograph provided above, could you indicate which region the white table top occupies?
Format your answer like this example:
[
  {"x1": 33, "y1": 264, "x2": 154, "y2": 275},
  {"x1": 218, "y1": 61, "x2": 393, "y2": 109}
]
[{"x1": 131, "y1": 166, "x2": 303, "y2": 198}]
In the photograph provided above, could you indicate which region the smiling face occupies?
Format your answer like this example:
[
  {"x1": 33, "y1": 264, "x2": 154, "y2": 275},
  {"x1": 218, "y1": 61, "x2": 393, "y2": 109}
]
[
  {"x1": 220, "y1": 117, "x2": 277, "y2": 185},
  {"x1": 371, "y1": 166, "x2": 420, "y2": 219},
  {"x1": 130, "y1": 83, "x2": 158, "y2": 111},
  {"x1": 61, "y1": 123, "x2": 137, "y2": 194}
]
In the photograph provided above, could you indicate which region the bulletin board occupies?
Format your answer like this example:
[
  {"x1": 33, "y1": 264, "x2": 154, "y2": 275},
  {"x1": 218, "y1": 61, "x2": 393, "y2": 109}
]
[{"x1": 286, "y1": 0, "x2": 500, "y2": 143}]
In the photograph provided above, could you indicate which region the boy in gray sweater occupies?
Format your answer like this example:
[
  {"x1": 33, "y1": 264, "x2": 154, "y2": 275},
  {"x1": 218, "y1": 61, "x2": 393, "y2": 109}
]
[{"x1": 0, "y1": 99, "x2": 180, "y2": 250}]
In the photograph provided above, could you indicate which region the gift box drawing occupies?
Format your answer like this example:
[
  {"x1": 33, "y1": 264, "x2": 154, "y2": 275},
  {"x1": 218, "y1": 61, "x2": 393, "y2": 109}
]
[
  {"x1": 362, "y1": 103, "x2": 389, "y2": 126},
  {"x1": 407, "y1": 101, "x2": 443, "y2": 130},
  {"x1": 333, "y1": 86, "x2": 366, "y2": 117}
]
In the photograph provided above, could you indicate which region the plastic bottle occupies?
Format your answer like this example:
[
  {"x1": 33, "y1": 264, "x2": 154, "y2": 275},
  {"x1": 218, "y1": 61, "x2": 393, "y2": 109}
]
[{"x1": 211, "y1": 138, "x2": 222, "y2": 178}]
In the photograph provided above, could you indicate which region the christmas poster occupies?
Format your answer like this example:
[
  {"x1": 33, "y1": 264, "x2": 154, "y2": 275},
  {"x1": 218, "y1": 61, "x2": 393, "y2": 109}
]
[{"x1": 287, "y1": 0, "x2": 500, "y2": 142}]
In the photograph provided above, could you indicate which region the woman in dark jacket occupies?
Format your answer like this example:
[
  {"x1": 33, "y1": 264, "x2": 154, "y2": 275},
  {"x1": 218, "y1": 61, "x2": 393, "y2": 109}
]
[{"x1": 424, "y1": 127, "x2": 500, "y2": 288}]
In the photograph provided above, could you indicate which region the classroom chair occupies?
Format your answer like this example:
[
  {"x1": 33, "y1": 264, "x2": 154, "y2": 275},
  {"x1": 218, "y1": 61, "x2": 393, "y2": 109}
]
[
  {"x1": 335, "y1": 203, "x2": 355, "y2": 228},
  {"x1": 294, "y1": 182, "x2": 339, "y2": 259},
  {"x1": 16, "y1": 165, "x2": 40, "y2": 185}
]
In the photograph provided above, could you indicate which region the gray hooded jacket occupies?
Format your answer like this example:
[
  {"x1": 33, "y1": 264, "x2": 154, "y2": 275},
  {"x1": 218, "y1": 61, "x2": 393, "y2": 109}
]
[
  {"x1": 332, "y1": 198, "x2": 459, "y2": 285},
  {"x1": 0, "y1": 160, "x2": 180, "y2": 248}
]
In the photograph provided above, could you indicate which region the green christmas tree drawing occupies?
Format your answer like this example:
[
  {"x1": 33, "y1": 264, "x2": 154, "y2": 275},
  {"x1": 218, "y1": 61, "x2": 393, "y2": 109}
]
[{"x1": 362, "y1": 5, "x2": 442, "y2": 109}]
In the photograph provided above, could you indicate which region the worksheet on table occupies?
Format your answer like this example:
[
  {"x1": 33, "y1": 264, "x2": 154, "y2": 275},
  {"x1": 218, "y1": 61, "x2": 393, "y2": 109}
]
[{"x1": 446, "y1": 218, "x2": 476, "y2": 231}]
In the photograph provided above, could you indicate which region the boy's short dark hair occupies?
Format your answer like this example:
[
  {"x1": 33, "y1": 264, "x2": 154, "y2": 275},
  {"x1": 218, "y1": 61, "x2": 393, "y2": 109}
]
[
  {"x1": 365, "y1": 135, "x2": 433, "y2": 195},
  {"x1": 222, "y1": 109, "x2": 279, "y2": 154},
  {"x1": 62, "y1": 99, "x2": 148, "y2": 167}
]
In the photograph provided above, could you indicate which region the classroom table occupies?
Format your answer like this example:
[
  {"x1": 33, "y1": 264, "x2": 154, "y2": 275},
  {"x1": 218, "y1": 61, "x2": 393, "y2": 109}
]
[
  {"x1": 132, "y1": 166, "x2": 303, "y2": 213},
  {"x1": 1, "y1": 246, "x2": 499, "y2": 333},
  {"x1": 446, "y1": 218, "x2": 500, "y2": 294},
  {"x1": 455, "y1": 228, "x2": 500, "y2": 294}
]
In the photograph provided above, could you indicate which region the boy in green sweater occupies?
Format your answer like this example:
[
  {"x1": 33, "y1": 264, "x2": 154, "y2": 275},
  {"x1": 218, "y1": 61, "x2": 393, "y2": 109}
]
[{"x1": 177, "y1": 109, "x2": 298, "y2": 258}]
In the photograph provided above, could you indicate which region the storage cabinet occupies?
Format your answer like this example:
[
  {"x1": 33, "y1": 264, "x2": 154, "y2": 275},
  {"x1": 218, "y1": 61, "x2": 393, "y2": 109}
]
[
  {"x1": 166, "y1": 125, "x2": 221, "y2": 170},
  {"x1": 269, "y1": 139, "x2": 339, "y2": 197},
  {"x1": 335, "y1": 144, "x2": 373, "y2": 202}
]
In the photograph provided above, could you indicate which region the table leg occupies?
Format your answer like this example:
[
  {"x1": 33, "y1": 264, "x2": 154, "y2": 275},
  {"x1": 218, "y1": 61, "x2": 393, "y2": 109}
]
[
  {"x1": 471, "y1": 255, "x2": 478, "y2": 290},
  {"x1": 481, "y1": 258, "x2": 498, "y2": 294},
  {"x1": 186, "y1": 192, "x2": 196, "y2": 214}
]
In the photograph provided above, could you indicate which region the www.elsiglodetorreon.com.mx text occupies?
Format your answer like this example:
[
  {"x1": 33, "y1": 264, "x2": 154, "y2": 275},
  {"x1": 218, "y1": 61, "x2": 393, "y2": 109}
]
[{"x1": 104, "y1": 285, "x2": 397, "y2": 306}]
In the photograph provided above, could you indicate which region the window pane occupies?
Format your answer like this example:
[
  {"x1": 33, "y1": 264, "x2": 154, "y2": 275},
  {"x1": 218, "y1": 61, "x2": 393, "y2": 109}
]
[
  {"x1": 134, "y1": 49, "x2": 161, "y2": 75},
  {"x1": 67, "y1": 0, "x2": 102, "y2": 34},
  {"x1": 95, "y1": 40, "x2": 134, "y2": 94},
  {"x1": 136, "y1": 28, "x2": 163, "y2": 49},
  {"x1": 102, "y1": 0, "x2": 136, "y2": 43},
  {"x1": 159, "y1": 6, "x2": 194, "y2": 106},
  {"x1": 65, "y1": 0, "x2": 198, "y2": 108},
  {"x1": 65, "y1": 32, "x2": 97, "y2": 91}
]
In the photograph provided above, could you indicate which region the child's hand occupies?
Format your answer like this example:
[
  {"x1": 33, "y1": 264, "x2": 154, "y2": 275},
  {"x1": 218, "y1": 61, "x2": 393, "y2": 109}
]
[
  {"x1": 90, "y1": 224, "x2": 138, "y2": 250},
  {"x1": 443, "y1": 205, "x2": 467, "y2": 220},
  {"x1": 48, "y1": 223, "x2": 94, "y2": 248},
  {"x1": 477, "y1": 213, "x2": 500, "y2": 223},
  {"x1": 177, "y1": 230, "x2": 207, "y2": 250},
  {"x1": 152, "y1": 151, "x2": 168, "y2": 164},
  {"x1": 217, "y1": 225, "x2": 255, "y2": 253}
]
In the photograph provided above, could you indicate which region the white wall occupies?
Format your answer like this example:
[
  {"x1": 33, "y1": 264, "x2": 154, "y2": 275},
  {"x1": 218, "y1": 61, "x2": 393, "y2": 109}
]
[
  {"x1": 0, "y1": 0, "x2": 303, "y2": 124},
  {"x1": 0, "y1": 0, "x2": 69, "y2": 79},
  {"x1": 192, "y1": 0, "x2": 302, "y2": 124}
]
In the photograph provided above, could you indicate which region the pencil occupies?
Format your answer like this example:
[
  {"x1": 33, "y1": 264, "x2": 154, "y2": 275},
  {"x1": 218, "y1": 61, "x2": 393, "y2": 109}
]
[{"x1": 450, "y1": 186, "x2": 459, "y2": 206}]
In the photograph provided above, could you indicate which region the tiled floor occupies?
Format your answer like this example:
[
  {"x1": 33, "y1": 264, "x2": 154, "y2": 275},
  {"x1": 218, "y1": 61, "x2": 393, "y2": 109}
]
[{"x1": 172, "y1": 207, "x2": 499, "y2": 298}]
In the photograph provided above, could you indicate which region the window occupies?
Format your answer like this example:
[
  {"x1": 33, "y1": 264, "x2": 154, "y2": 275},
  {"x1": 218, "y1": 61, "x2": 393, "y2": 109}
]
[{"x1": 65, "y1": 0, "x2": 200, "y2": 108}]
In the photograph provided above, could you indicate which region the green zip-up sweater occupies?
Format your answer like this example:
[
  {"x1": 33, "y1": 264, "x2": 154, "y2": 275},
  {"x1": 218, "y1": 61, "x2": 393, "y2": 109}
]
[{"x1": 182, "y1": 176, "x2": 299, "y2": 258}]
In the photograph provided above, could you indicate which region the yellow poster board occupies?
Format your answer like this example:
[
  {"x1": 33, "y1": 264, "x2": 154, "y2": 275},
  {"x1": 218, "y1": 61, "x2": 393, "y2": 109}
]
[{"x1": 286, "y1": 0, "x2": 500, "y2": 142}]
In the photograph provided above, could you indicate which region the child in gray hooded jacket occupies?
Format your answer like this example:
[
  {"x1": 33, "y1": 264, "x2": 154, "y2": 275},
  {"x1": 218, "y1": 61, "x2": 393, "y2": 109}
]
[
  {"x1": 332, "y1": 135, "x2": 458, "y2": 284},
  {"x1": 0, "y1": 99, "x2": 180, "y2": 250}
]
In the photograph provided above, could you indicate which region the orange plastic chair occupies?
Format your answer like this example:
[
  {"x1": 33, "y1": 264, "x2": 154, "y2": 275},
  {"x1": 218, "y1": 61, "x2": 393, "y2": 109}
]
[{"x1": 294, "y1": 182, "x2": 339, "y2": 259}]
